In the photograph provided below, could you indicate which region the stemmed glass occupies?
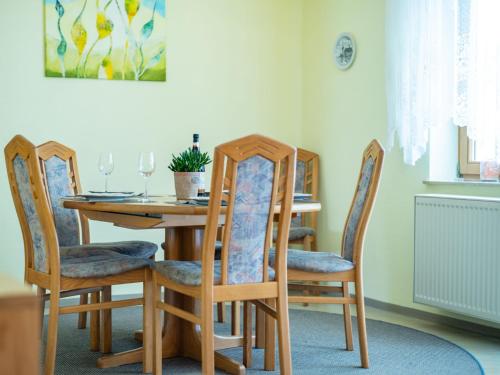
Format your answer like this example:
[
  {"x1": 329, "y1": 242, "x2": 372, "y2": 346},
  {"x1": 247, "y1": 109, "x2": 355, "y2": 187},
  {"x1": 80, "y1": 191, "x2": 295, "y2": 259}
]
[
  {"x1": 138, "y1": 152, "x2": 155, "y2": 201},
  {"x1": 98, "y1": 152, "x2": 114, "y2": 192}
]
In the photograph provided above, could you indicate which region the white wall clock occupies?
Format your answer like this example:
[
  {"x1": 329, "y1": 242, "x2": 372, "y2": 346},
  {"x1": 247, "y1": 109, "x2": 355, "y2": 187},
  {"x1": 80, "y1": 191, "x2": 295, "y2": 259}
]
[{"x1": 334, "y1": 33, "x2": 356, "y2": 70}]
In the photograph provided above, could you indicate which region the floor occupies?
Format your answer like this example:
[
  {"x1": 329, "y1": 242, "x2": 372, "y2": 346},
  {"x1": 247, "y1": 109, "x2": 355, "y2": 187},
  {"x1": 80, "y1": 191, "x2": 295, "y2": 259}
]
[
  {"x1": 297, "y1": 303, "x2": 500, "y2": 375},
  {"x1": 47, "y1": 299, "x2": 500, "y2": 374}
]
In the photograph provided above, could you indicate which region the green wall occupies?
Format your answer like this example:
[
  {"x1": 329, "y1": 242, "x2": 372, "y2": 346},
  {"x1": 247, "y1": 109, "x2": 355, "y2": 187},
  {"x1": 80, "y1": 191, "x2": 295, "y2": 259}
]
[
  {"x1": 0, "y1": 0, "x2": 303, "y2": 294},
  {"x1": 302, "y1": 0, "x2": 500, "y2": 326}
]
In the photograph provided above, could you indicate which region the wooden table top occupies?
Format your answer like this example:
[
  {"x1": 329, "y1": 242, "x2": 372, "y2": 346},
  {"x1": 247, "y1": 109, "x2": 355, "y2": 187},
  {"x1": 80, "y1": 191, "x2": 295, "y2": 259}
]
[{"x1": 62, "y1": 195, "x2": 321, "y2": 216}]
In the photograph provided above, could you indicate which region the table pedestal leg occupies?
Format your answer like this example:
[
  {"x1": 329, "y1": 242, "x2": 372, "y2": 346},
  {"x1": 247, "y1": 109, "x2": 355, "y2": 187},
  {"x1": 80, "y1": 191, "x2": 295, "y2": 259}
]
[{"x1": 103, "y1": 227, "x2": 254, "y2": 374}]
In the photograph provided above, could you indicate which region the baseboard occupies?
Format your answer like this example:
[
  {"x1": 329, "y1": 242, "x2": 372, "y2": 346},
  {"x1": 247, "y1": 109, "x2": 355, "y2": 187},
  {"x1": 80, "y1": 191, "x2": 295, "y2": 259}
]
[{"x1": 365, "y1": 297, "x2": 500, "y2": 340}]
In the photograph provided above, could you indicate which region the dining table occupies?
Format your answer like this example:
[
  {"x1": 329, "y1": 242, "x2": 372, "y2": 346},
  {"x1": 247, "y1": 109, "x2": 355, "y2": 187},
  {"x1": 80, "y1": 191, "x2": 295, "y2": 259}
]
[{"x1": 62, "y1": 195, "x2": 321, "y2": 374}]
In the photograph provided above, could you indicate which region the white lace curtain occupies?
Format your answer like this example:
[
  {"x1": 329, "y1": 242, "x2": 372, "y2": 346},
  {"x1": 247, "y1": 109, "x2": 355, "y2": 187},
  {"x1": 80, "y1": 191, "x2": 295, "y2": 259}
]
[{"x1": 386, "y1": 0, "x2": 500, "y2": 165}]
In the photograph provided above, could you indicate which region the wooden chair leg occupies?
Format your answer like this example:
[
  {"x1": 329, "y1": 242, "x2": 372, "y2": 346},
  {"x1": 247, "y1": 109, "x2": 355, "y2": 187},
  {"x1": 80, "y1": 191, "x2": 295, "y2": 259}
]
[
  {"x1": 303, "y1": 236, "x2": 312, "y2": 251},
  {"x1": 355, "y1": 281, "x2": 369, "y2": 368},
  {"x1": 255, "y1": 305, "x2": 266, "y2": 349},
  {"x1": 201, "y1": 296, "x2": 215, "y2": 375},
  {"x1": 143, "y1": 270, "x2": 153, "y2": 373},
  {"x1": 264, "y1": 299, "x2": 276, "y2": 371},
  {"x1": 243, "y1": 301, "x2": 252, "y2": 367},
  {"x1": 77, "y1": 294, "x2": 88, "y2": 329},
  {"x1": 100, "y1": 287, "x2": 112, "y2": 353},
  {"x1": 217, "y1": 302, "x2": 226, "y2": 323},
  {"x1": 276, "y1": 292, "x2": 292, "y2": 374},
  {"x1": 44, "y1": 291, "x2": 60, "y2": 375},
  {"x1": 38, "y1": 287, "x2": 46, "y2": 333},
  {"x1": 311, "y1": 235, "x2": 317, "y2": 251},
  {"x1": 153, "y1": 283, "x2": 163, "y2": 375},
  {"x1": 302, "y1": 236, "x2": 317, "y2": 305},
  {"x1": 90, "y1": 292, "x2": 100, "y2": 352},
  {"x1": 342, "y1": 282, "x2": 354, "y2": 351},
  {"x1": 231, "y1": 301, "x2": 241, "y2": 336}
]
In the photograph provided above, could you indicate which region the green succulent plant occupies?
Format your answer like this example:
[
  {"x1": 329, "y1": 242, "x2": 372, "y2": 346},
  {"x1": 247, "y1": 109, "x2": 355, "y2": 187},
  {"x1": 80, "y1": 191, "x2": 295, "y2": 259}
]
[{"x1": 168, "y1": 148, "x2": 212, "y2": 172}]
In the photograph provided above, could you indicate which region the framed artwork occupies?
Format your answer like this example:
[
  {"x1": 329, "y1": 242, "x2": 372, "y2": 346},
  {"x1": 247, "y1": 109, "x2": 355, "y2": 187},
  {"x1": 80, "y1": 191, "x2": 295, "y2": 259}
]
[{"x1": 44, "y1": 0, "x2": 166, "y2": 81}]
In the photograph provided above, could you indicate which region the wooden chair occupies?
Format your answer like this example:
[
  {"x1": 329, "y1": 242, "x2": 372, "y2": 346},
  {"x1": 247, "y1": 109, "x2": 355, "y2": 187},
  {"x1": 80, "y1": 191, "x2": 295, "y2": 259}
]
[
  {"x1": 5, "y1": 135, "x2": 153, "y2": 375},
  {"x1": 273, "y1": 148, "x2": 319, "y2": 250},
  {"x1": 36, "y1": 140, "x2": 158, "y2": 351},
  {"x1": 270, "y1": 139, "x2": 384, "y2": 369},
  {"x1": 161, "y1": 238, "x2": 227, "y2": 325},
  {"x1": 152, "y1": 134, "x2": 296, "y2": 374},
  {"x1": 228, "y1": 149, "x2": 320, "y2": 331}
]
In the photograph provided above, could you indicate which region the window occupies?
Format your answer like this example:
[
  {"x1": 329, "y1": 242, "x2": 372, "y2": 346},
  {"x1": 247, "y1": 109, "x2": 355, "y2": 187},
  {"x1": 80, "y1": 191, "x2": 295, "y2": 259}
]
[
  {"x1": 458, "y1": 128, "x2": 479, "y2": 178},
  {"x1": 386, "y1": 0, "x2": 500, "y2": 171},
  {"x1": 456, "y1": 0, "x2": 500, "y2": 179}
]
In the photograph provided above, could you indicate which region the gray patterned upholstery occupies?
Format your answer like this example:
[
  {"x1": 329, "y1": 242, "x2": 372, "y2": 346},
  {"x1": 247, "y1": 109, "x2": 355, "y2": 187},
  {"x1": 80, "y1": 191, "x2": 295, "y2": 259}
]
[
  {"x1": 295, "y1": 160, "x2": 306, "y2": 193},
  {"x1": 60, "y1": 247, "x2": 151, "y2": 278},
  {"x1": 45, "y1": 156, "x2": 80, "y2": 247},
  {"x1": 154, "y1": 260, "x2": 275, "y2": 286},
  {"x1": 226, "y1": 155, "x2": 274, "y2": 284},
  {"x1": 42, "y1": 155, "x2": 158, "y2": 260},
  {"x1": 273, "y1": 226, "x2": 315, "y2": 241},
  {"x1": 269, "y1": 249, "x2": 354, "y2": 273},
  {"x1": 342, "y1": 157, "x2": 375, "y2": 261},
  {"x1": 13, "y1": 156, "x2": 48, "y2": 272},
  {"x1": 61, "y1": 241, "x2": 158, "y2": 259}
]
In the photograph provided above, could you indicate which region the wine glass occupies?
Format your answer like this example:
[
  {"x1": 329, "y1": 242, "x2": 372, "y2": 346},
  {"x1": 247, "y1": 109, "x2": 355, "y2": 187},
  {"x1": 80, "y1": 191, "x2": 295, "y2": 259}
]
[
  {"x1": 138, "y1": 152, "x2": 155, "y2": 201},
  {"x1": 98, "y1": 152, "x2": 114, "y2": 192}
]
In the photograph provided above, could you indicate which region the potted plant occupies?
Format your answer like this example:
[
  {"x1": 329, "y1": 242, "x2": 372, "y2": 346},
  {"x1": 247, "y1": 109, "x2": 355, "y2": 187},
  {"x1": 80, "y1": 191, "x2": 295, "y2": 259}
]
[{"x1": 168, "y1": 148, "x2": 212, "y2": 200}]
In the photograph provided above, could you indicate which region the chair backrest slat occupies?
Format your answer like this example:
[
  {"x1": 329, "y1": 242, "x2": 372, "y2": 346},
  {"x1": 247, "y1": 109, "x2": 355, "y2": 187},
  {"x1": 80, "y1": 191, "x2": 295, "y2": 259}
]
[
  {"x1": 202, "y1": 135, "x2": 296, "y2": 286},
  {"x1": 292, "y1": 149, "x2": 319, "y2": 227},
  {"x1": 341, "y1": 140, "x2": 384, "y2": 263}
]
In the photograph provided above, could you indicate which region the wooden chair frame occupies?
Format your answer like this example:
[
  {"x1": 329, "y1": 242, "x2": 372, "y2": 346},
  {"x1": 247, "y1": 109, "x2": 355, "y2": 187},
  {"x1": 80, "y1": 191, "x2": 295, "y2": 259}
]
[
  {"x1": 37, "y1": 141, "x2": 102, "y2": 349},
  {"x1": 152, "y1": 134, "x2": 296, "y2": 374},
  {"x1": 286, "y1": 140, "x2": 384, "y2": 369},
  {"x1": 290, "y1": 148, "x2": 319, "y2": 251},
  {"x1": 5, "y1": 135, "x2": 153, "y2": 375}
]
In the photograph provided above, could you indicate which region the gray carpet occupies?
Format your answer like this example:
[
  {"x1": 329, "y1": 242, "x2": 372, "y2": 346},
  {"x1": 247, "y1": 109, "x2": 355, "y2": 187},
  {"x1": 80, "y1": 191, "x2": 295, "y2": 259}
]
[{"x1": 45, "y1": 307, "x2": 484, "y2": 374}]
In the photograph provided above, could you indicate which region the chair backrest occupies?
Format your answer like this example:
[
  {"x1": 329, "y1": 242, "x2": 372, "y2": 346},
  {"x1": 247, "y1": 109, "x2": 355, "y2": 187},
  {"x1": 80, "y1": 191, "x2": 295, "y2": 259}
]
[
  {"x1": 37, "y1": 141, "x2": 89, "y2": 246},
  {"x1": 5, "y1": 135, "x2": 60, "y2": 276},
  {"x1": 292, "y1": 148, "x2": 319, "y2": 227},
  {"x1": 341, "y1": 140, "x2": 384, "y2": 264},
  {"x1": 201, "y1": 134, "x2": 296, "y2": 286}
]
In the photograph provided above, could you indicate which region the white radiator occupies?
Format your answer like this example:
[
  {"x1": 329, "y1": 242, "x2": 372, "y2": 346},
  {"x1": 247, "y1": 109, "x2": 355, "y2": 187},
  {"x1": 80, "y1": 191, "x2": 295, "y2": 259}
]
[{"x1": 414, "y1": 194, "x2": 500, "y2": 323}]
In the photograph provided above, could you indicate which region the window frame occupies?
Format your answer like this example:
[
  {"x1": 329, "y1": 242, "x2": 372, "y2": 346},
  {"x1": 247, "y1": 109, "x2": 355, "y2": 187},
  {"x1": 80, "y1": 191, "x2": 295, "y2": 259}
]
[{"x1": 458, "y1": 127, "x2": 480, "y2": 179}]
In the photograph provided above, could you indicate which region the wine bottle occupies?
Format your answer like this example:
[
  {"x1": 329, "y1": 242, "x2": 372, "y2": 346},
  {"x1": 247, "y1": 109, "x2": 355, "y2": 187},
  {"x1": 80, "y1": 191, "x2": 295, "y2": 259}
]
[{"x1": 192, "y1": 134, "x2": 206, "y2": 194}]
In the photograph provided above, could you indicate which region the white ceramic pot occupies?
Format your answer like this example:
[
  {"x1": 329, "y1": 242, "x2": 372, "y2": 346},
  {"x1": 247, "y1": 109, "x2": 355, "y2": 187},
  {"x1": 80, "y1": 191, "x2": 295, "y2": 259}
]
[{"x1": 174, "y1": 172, "x2": 204, "y2": 200}]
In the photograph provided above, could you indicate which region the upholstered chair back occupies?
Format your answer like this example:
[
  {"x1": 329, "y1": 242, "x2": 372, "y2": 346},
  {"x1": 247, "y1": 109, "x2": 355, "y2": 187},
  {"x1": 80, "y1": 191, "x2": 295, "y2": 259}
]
[
  {"x1": 5, "y1": 135, "x2": 60, "y2": 274},
  {"x1": 202, "y1": 135, "x2": 296, "y2": 286},
  {"x1": 37, "y1": 142, "x2": 88, "y2": 246},
  {"x1": 341, "y1": 140, "x2": 384, "y2": 263},
  {"x1": 291, "y1": 149, "x2": 319, "y2": 227}
]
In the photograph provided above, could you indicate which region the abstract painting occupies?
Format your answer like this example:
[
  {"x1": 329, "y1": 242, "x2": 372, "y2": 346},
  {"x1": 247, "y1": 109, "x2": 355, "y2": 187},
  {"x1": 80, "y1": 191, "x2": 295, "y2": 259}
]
[{"x1": 44, "y1": 0, "x2": 166, "y2": 81}]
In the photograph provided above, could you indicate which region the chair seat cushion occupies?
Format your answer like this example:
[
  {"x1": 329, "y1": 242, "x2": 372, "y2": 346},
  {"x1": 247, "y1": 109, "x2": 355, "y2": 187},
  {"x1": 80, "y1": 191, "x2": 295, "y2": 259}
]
[
  {"x1": 61, "y1": 241, "x2": 158, "y2": 259},
  {"x1": 269, "y1": 249, "x2": 354, "y2": 273},
  {"x1": 273, "y1": 226, "x2": 316, "y2": 241},
  {"x1": 60, "y1": 248, "x2": 151, "y2": 278},
  {"x1": 154, "y1": 260, "x2": 275, "y2": 286}
]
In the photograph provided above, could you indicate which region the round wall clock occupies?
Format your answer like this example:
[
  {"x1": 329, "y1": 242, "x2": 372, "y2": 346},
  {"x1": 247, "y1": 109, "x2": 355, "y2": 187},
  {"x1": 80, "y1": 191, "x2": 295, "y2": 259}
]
[{"x1": 334, "y1": 33, "x2": 356, "y2": 70}]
